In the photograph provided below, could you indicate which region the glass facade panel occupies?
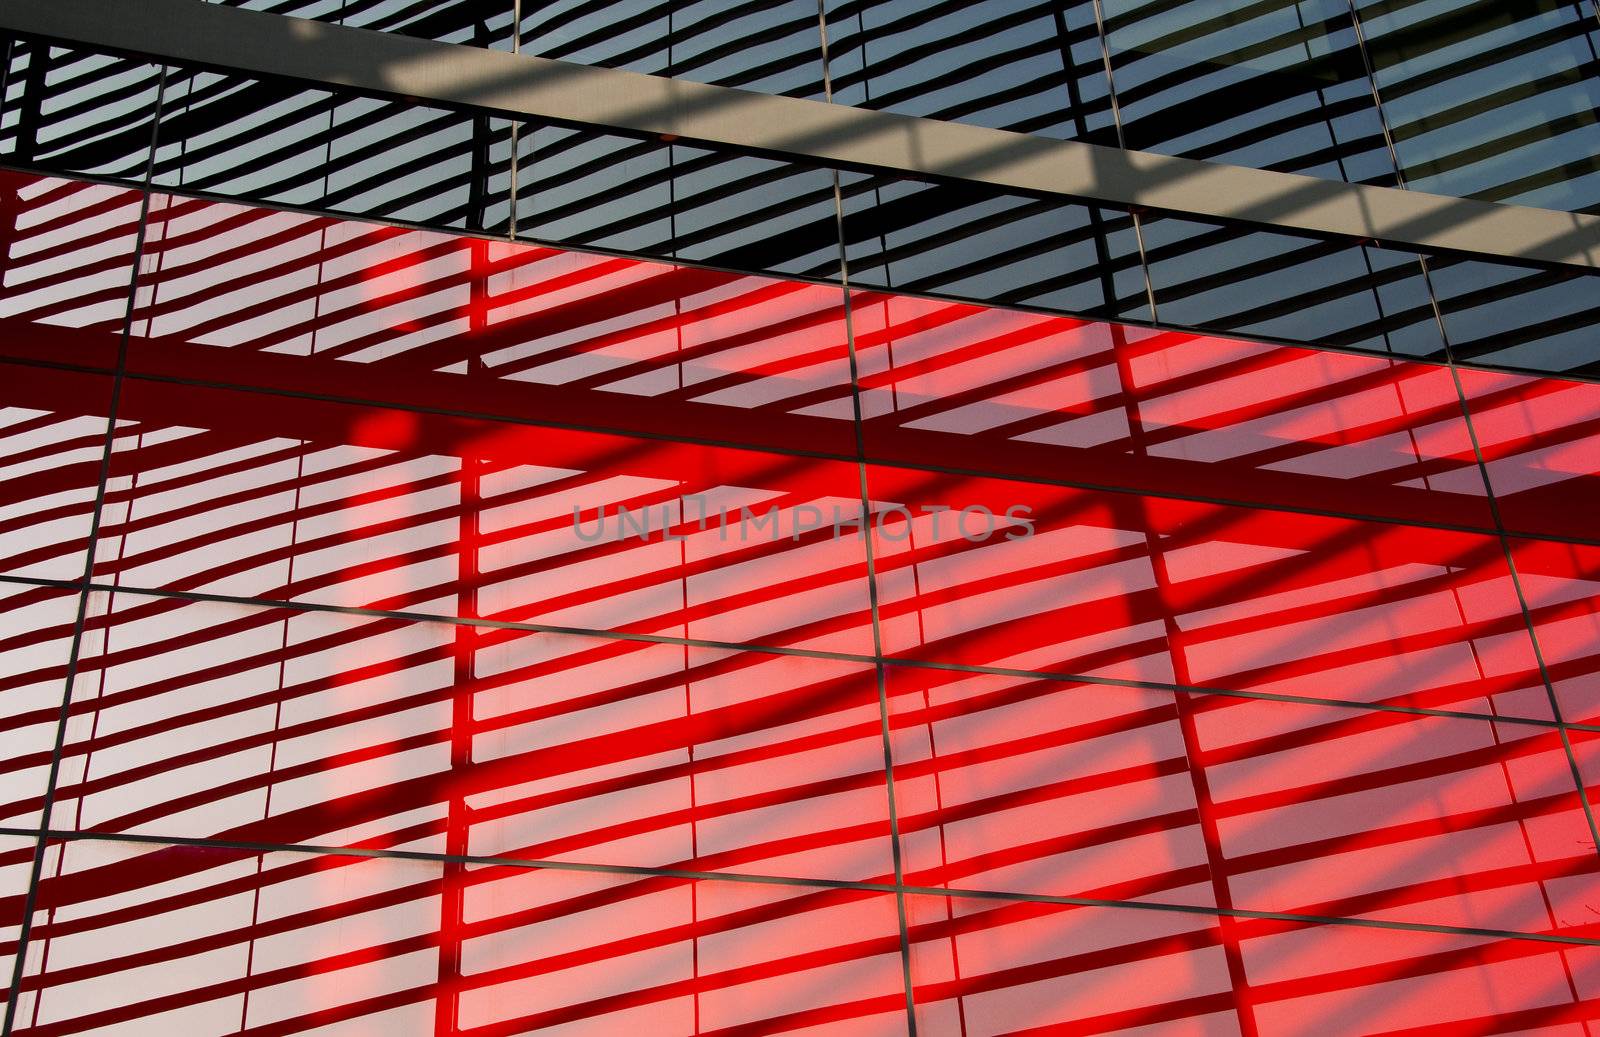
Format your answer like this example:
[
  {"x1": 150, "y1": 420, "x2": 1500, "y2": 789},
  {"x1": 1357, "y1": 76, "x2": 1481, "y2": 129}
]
[
  {"x1": 891, "y1": 668, "x2": 1600, "y2": 932},
  {"x1": 840, "y1": 174, "x2": 1150, "y2": 320},
  {"x1": 1355, "y1": 0, "x2": 1600, "y2": 211},
  {"x1": 0, "y1": 2, "x2": 1599, "y2": 1029},
  {"x1": 852, "y1": 292, "x2": 1485, "y2": 524},
  {"x1": 0, "y1": 586, "x2": 79, "y2": 828},
  {"x1": 0, "y1": 44, "x2": 161, "y2": 184},
  {"x1": 0, "y1": 171, "x2": 142, "y2": 369},
  {"x1": 9, "y1": 839, "x2": 910, "y2": 1034},
  {"x1": 0, "y1": 364, "x2": 113, "y2": 581},
  {"x1": 826, "y1": 0, "x2": 1117, "y2": 142},
  {"x1": 866, "y1": 464, "x2": 1550, "y2": 717},
  {"x1": 1102, "y1": 0, "x2": 1398, "y2": 182},
  {"x1": 1140, "y1": 217, "x2": 1446, "y2": 358}
]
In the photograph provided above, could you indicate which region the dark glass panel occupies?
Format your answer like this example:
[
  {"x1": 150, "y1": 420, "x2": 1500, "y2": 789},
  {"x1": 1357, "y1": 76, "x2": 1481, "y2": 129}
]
[
  {"x1": 516, "y1": 125, "x2": 843, "y2": 279},
  {"x1": 1140, "y1": 215, "x2": 1445, "y2": 358},
  {"x1": 520, "y1": 0, "x2": 670, "y2": 73},
  {"x1": 666, "y1": 145, "x2": 842, "y2": 279},
  {"x1": 1428, "y1": 255, "x2": 1600, "y2": 374},
  {"x1": 826, "y1": 0, "x2": 1118, "y2": 143},
  {"x1": 1356, "y1": 0, "x2": 1600, "y2": 211},
  {"x1": 339, "y1": 0, "x2": 516, "y2": 48},
  {"x1": 839, "y1": 173, "x2": 1150, "y2": 320},
  {"x1": 204, "y1": 0, "x2": 516, "y2": 49},
  {"x1": 1102, "y1": 0, "x2": 1397, "y2": 183},
  {"x1": 516, "y1": 126, "x2": 675, "y2": 257},
  {"x1": 151, "y1": 69, "x2": 513, "y2": 234},
  {"x1": 670, "y1": 0, "x2": 828, "y2": 98},
  {"x1": 0, "y1": 43, "x2": 161, "y2": 183}
]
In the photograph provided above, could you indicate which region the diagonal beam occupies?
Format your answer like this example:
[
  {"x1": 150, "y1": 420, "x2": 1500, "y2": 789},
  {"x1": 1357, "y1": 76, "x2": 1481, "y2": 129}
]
[{"x1": 3, "y1": 0, "x2": 1598, "y2": 271}]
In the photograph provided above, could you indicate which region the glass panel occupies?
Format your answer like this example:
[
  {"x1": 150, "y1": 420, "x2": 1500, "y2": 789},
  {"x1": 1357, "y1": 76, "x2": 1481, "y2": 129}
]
[
  {"x1": 150, "y1": 72, "x2": 342, "y2": 206},
  {"x1": 0, "y1": 43, "x2": 161, "y2": 183},
  {"x1": 1102, "y1": 0, "x2": 1397, "y2": 183},
  {"x1": 1512, "y1": 538, "x2": 1600, "y2": 726},
  {"x1": 59, "y1": 590, "x2": 893, "y2": 879},
  {"x1": 12, "y1": 839, "x2": 445, "y2": 1032},
  {"x1": 11, "y1": 839, "x2": 910, "y2": 1034},
  {"x1": 0, "y1": 170, "x2": 143, "y2": 369},
  {"x1": 152, "y1": 71, "x2": 514, "y2": 234},
  {"x1": 1428, "y1": 255, "x2": 1600, "y2": 375},
  {"x1": 1456, "y1": 365, "x2": 1600, "y2": 541},
  {"x1": 866, "y1": 465, "x2": 1550, "y2": 718},
  {"x1": 852, "y1": 292, "x2": 1486, "y2": 526},
  {"x1": 457, "y1": 869, "x2": 907, "y2": 1034},
  {"x1": 840, "y1": 173, "x2": 1150, "y2": 320},
  {"x1": 893, "y1": 669, "x2": 1597, "y2": 933},
  {"x1": 826, "y1": 0, "x2": 1118, "y2": 142},
  {"x1": 95, "y1": 378, "x2": 873, "y2": 653},
  {"x1": 1140, "y1": 215, "x2": 1445, "y2": 358},
  {"x1": 0, "y1": 585, "x2": 79, "y2": 827},
  {"x1": 125, "y1": 191, "x2": 857, "y2": 455},
  {"x1": 910, "y1": 892, "x2": 1600, "y2": 1034},
  {"x1": 906, "y1": 894, "x2": 1239, "y2": 1033},
  {"x1": 1356, "y1": 0, "x2": 1600, "y2": 211},
  {"x1": 0, "y1": 364, "x2": 114, "y2": 581}
]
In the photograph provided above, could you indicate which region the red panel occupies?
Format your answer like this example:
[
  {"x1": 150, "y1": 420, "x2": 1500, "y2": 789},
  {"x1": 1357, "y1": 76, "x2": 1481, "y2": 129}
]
[
  {"x1": 4, "y1": 165, "x2": 1600, "y2": 1037},
  {"x1": 1236, "y1": 914, "x2": 1600, "y2": 1036},
  {"x1": 1193, "y1": 695, "x2": 1598, "y2": 937},
  {"x1": 0, "y1": 170, "x2": 142, "y2": 370},
  {"x1": 57, "y1": 591, "x2": 892, "y2": 881},
  {"x1": 12, "y1": 840, "x2": 910, "y2": 1036},
  {"x1": 454, "y1": 866, "x2": 906, "y2": 1036},
  {"x1": 0, "y1": 584, "x2": 79, "y2": 828},
  {"x1": 95, "y1": 379, "x2": 874, "y2": 653},
  {"x1": 890, "y1": 667, "x2": 1599, "y2": 935},
  {"x1": 464, "y1": 635, "x2": 893, "y2": 882},
  {"x1": 0, "y1": 363, "x2": 114, "y2": 580},
  {"x1": 1512, "y1": 539, "x2": 1600, "y2": 725},
  {"x1": 868, "y1": 465, "x2": 1550, "y2": 717},
  {"x1": 905, "y1": 894, "x2": 1239, "y2": 1035},
  {"x1": 886, "y1": 666, "x2": 1209, "y2": 906},
  {"x1": 853, "y1": 292, "x2": 1490, "y2": 526},
  {"x1": 13, "y1": 838, "x2": 447, "y2": 1034},
  {"x1": 125, "y1": 194, "x2": 859, "y2": 455},
  {"x1": 1458, "y1": 366, "x2": 1600, "y2": 542},
  {"x1": 0, "y1": 835, "x2": 35, "y2": 1014},
  {"x1": 908, "y1": 894, "x2": 1600, "y2": 1036}
]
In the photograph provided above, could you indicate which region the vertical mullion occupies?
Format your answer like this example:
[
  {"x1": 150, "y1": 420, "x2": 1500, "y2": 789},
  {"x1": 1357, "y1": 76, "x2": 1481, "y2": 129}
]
[{"x1": 818, "y1": 1, "x2": 916, "y2": 1032}]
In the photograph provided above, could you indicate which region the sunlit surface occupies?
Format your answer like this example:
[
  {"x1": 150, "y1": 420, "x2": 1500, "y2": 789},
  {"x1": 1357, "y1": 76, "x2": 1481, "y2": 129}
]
[{"x1": 3, "y1": 168, "x2": 1600, "y2": 1034}]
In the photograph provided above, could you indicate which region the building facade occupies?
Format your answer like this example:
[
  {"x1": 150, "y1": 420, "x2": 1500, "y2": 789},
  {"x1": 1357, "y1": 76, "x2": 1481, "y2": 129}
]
[{"x1": 1, "y1": 1, "x2": 1599, "y2": 1033}]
